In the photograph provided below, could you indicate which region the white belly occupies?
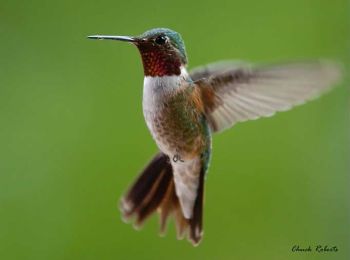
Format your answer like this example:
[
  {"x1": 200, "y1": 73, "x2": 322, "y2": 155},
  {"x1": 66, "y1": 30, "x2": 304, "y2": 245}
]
[
  {"x1": 142, "y1": 69, "x2": 188, "y2": 155},
  {"x1": 143, "y1": 76, "x2": 178, "y2": 154}
]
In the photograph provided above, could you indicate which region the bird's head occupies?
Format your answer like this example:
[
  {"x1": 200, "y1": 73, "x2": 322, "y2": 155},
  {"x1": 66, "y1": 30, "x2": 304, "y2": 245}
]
[{"x1": 88, "y1": 28, "x2": 187, "y2": 77}]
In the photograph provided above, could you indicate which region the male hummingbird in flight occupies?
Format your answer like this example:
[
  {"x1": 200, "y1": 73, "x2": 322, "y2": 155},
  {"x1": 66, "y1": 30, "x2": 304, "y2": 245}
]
[{"x1": 88, "y1": 28, "x2": 341, "y2": 246}]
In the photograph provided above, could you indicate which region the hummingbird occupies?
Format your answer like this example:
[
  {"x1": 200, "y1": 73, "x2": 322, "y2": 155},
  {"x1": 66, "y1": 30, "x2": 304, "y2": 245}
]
[{"x1": 88, "y1": 28, "x2": 341, "y2": 246}]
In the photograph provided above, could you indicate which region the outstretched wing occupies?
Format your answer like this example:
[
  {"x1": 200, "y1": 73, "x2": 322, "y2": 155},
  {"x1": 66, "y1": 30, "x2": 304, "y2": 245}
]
[{"x1": 191, "y1": 60, "x2": 342, "y2": 132}]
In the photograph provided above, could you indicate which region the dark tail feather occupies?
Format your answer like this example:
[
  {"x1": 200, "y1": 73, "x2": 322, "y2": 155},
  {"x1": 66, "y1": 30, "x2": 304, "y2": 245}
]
[
  {"x1": 189, "y1": 166, "x2": 205, "y2": 245},
  {"x1": 120, "y1": 152, "x2": 205, "y2": 246}
]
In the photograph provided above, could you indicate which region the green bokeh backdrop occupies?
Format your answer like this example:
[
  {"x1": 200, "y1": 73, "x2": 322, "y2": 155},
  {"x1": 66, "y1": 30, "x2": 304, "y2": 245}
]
[{"x1": 1, "y1": 0, "x2": 349, "y2": 259}]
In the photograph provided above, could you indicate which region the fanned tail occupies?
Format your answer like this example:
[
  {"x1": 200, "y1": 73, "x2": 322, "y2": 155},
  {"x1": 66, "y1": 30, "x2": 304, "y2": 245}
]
[{"x1": 120, "y1": 152, "x2": 204, "y2": 246}]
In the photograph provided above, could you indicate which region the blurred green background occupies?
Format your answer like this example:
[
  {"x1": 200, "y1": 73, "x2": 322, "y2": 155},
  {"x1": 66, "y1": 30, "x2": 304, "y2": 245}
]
[{"x1": 1, "y1": 0, "x2": 349, "y2": 259}]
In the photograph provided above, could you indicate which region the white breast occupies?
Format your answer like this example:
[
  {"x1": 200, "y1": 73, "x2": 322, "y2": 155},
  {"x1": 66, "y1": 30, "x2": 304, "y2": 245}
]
[
  {"x1": 143, "y1": 75, "x2": 181, "y2": 113},
  {"x1": 142, "y1": 67, "x2": 189, "y2": 153}
]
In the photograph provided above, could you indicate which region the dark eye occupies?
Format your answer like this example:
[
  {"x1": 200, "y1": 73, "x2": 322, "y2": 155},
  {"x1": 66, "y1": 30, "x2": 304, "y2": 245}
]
[{"x1": 155, "y1": 35, "x2": 167, "y2": 45}]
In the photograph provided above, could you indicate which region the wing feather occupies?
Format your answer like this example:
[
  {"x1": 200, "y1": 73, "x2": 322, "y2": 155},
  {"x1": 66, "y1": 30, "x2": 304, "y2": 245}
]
[{"x1": 191, "y1": 60, "x2": 342, "y2": 132}]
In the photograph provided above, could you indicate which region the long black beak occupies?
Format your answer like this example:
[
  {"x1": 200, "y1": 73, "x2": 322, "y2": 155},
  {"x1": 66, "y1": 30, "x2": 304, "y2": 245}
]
[{"x1": 87, "y1": 35, "x2": 135, "y2": 42}]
